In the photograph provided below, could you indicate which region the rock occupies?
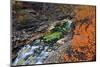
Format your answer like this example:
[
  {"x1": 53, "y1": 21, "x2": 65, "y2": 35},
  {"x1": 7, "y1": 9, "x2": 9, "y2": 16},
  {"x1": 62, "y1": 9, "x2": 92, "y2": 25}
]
[
  {"x1": 56, "y1": 38, "x2": 65, "y2": 45},
  {"x1": 47, "y1": 49, "x2": 52, "y2": 52},
  {"x1": 35, "y1": 24, "x2": 48, "y2": 32},
  {"x1": 56, "y1": 34, "x2": 72, "y2": 45},
  {"x1": 57, "y1": 14, "x2": 67, "y2": 20},
  {"x1": 44, "y1": 41, "x2": 71, "y2": 63},
  {"x1": 26, "y1": 33, "x2": 43, "y2": 44}
]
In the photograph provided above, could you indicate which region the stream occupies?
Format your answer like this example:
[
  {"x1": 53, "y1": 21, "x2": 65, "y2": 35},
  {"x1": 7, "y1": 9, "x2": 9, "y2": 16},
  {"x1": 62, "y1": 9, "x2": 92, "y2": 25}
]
[{"x1": 13, "y1": 39, "x2": 59, "y2": 65}]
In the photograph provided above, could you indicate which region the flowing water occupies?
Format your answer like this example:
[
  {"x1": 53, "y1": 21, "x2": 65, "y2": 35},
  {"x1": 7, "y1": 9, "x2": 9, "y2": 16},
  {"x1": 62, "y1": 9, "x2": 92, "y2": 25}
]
[{"x1": 13, "y1": 39, "x2": 59, "y2": 65}]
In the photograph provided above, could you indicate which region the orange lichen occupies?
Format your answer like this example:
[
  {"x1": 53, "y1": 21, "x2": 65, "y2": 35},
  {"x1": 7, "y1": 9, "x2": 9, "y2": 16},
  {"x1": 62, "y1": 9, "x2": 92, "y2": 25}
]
[
  {"x1": 63, "y1": 6, "x2": 96, "y2": 62},
  {"x1": 63, "y1": 54, "x2": 69, "y2": 62}
]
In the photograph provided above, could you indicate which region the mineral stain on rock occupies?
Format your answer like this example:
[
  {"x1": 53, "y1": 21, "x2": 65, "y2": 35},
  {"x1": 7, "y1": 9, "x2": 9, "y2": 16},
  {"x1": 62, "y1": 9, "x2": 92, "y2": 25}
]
[{"x1": 11, "y1": 1, "x2": 96, "y2": 66}]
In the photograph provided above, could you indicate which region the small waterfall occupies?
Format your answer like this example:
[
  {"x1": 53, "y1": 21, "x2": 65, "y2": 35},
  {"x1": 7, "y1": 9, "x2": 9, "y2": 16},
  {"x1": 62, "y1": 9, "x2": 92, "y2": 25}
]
[{"x1": 13, "y1": 40, "x2": 55, "y2": 65}]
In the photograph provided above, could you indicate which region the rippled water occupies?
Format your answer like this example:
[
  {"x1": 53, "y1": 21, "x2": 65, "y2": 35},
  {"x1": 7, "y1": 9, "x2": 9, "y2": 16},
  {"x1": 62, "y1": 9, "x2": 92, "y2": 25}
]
[{"x1": 13, "y1": 39, "x2": 58, "y2": 65}]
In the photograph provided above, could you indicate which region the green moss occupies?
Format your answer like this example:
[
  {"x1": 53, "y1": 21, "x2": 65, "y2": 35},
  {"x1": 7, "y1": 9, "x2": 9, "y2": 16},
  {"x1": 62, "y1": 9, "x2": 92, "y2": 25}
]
[
  {"x1": 42, "y1": 32, "x2": 62, "y2": 42},
  {"x1": 42, "y1": 21, "x2": 72, "y2": 43}
]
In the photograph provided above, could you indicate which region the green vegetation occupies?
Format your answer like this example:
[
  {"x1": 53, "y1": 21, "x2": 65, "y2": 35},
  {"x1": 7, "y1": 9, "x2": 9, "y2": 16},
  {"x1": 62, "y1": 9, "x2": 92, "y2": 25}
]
[
  {"x1": 42, "y1": 32, "x2": 62, "y2": 42},
  {"x1": 53, "y1": 21, "x2": 71, "y2": 33},
  {"x1": 42, "y1": 21, "x2": 71, "y2": 43}
]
